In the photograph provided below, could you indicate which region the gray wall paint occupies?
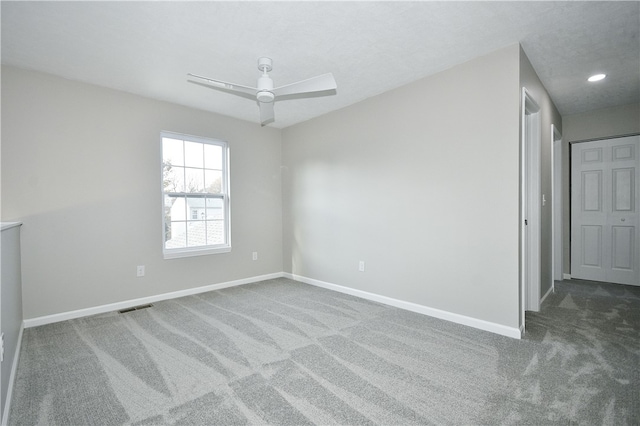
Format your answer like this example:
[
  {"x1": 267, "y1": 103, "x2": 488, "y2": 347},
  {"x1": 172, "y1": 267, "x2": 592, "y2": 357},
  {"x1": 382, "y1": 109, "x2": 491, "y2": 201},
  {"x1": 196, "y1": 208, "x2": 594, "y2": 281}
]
[
  {"x1": 562, "y1": 103, "x2": 640, "y2": 274},
  {"x1": 2, "y1": 43, "x2": 568, "y2": 332},
  {"x1": 1, "y1": 66, "x2": 283, "y2": 319},
  {"x1": 519, "y1": 47, "x2": 563, "y2": 302},
  {"x1": 0, "y1": 223, "x2": 23, "y2": 421},
  {"x1": 563, "y1": 103, "x2": 640, "y2": 143},
  {"x1": 282, "y1": 45, "x2": 522, "y2": 329}
]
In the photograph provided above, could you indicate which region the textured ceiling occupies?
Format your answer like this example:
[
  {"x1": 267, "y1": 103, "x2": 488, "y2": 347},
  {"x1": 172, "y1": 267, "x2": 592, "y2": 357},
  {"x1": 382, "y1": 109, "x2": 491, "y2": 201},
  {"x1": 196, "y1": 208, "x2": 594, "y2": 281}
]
[{"x1": 2, "y1": 1, "x2": 639, "y2": 128}]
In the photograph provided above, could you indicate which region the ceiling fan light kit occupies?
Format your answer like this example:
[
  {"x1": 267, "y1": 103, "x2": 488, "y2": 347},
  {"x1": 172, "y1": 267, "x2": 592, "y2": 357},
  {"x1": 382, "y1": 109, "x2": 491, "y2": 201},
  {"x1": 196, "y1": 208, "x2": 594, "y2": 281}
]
[{"x1": 188, "y1": 57, "x2": 337, "y2": 126}]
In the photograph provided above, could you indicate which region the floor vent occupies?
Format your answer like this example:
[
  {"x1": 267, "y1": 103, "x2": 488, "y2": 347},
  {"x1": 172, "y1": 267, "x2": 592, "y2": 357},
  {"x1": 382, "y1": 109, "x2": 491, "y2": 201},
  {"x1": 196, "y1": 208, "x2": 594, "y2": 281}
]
[{"x1": 118, "y1": 304, "x2": 153, "y2": 314}]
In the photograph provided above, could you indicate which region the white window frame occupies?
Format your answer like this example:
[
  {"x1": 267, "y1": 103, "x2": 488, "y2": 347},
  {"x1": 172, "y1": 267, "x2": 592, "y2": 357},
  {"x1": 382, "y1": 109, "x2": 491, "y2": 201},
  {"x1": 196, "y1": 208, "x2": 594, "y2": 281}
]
[{"x1": 161, "y1": 131, "x2": 231, "y2": 259}]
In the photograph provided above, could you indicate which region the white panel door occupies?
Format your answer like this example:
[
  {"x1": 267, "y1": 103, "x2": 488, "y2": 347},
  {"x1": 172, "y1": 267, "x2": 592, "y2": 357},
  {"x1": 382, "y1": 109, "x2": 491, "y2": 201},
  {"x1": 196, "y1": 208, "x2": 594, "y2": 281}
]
[{"x1": 571, "y1": 135, "x2": 639, "y2": 286}]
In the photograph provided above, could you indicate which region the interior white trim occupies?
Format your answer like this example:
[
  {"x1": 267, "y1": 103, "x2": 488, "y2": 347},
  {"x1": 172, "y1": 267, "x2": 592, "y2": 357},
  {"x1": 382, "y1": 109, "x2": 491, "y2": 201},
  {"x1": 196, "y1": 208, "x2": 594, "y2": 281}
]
[
  {"x1": 563, "y1": 273, "x2": 572, "y2": 280},
  {"x1": 1, "y1": 323, "x2": 23, "y2": 426},
  {"x1": 23, "y1": 272, "x2": 284, "y2": 328},
  {"x1": 0, "y1": 222, "x2": 22, "y2": 232},
  {"x1": 24, "y1": 270, "x2": 524, "y2": 338},
  {"x1": 539, "y1": 283, "x2": 554, "y2": 305},
  {"x1": 521, "y1": 87, "x2": 542, "y2": 324},
  {"x1": 284, "y1": 273, "x2": 522, "y2": 340},
  {"x1": 160, "y1": 131, "x2": 231, "y2": 260},
  {"x1": 552, "y1": 124, "x2": 563, "y2": 286}
]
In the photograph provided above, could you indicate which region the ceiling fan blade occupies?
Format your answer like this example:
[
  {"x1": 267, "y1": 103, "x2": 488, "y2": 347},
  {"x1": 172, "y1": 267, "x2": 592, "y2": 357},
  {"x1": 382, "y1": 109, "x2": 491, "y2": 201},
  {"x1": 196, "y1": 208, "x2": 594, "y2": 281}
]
[
  {"x1": 187, "y1": 73, "x2": 257, "y2": 97},
  {"x1": 272, "y1": 73, "x2": 337, "y2": 98},
  {"x1": 259, "y1": 101, "x2": 275, "y2": 127},
  {"x1": 188, "y1": 80, "x2": 257, "y2": 101}
]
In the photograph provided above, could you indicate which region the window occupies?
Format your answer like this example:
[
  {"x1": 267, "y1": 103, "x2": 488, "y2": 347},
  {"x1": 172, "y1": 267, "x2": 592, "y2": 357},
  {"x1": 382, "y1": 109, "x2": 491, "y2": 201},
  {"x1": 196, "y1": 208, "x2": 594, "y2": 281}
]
[{"x1": 161, "y1": 131, "x2": 230, "y2": 258}]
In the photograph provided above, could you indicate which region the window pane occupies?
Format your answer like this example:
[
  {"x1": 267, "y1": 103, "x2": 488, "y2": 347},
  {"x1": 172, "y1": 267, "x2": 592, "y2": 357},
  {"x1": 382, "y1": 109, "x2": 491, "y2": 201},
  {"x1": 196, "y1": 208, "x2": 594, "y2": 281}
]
[
  {"x1": 165, "y1": 221, "x2": 187, "y2": 249},
  {"x1": 186, "y1": 196, "x2": 206, "y2": 218},
  {"x1": 168, "y1": 196, "x2": 187, "y2": 221},
  {"x1": 205, "y1": 170, "x2": 222, "y2": 194},
  {"x1": 204, "y1": 144, "x2": 222, "y2": 170},
  {"x1": 186, "y1": 221, "x2": 207, "y2": 247},
  {"x1": 162, "y1": 138, "x2": 184, "y2": 166},
  {"x1": 185, "y1": 168, "x2": 205, "y2": 192},
  {"x1": 205, "y1": 197, "x2": 224, "y2": 219},
  {"x1": 164, "y1": 165, "x2": 185, "y2": 193},
  {"x1": 184, "y1": 141, "x2": 204, "y2": 168},
  {"x1": 206, "y1": 220, "x2": 225, "y2": 245}
]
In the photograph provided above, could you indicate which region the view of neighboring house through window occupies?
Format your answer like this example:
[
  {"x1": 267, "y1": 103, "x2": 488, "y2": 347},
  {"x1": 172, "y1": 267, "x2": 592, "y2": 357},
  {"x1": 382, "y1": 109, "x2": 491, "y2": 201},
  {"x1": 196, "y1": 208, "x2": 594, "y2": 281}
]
[{"x1": 161, "y1": 131, "x2": 230, "y2": 258}]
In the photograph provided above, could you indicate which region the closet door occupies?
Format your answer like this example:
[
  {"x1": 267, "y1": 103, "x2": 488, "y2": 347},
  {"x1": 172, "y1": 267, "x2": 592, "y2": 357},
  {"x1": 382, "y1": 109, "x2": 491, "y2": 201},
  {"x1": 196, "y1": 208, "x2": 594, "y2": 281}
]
[{"x1": 571, "y1": 135, "x2": 639, "y2": 286}]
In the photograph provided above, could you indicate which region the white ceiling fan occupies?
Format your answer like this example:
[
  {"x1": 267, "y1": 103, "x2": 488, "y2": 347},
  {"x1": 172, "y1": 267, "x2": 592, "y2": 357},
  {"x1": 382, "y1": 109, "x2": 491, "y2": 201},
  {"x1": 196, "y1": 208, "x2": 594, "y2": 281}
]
[{"x1": 188, "y1": 57, "x2": 337, "y2": 126}]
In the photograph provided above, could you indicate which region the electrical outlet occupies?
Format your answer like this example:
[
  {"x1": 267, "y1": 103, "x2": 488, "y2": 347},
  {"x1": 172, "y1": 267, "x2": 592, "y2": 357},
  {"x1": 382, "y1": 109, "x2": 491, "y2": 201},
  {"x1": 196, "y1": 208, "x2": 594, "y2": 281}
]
[
  {"x1": 252, "y1": 252, "x2": 258, "y2": 261},
  {"x1": 137, "y1": 265, "x2": 145, "y2": 277},
  {"x1": 359, "y1": 261, "x2": 365, "y2": 272}
]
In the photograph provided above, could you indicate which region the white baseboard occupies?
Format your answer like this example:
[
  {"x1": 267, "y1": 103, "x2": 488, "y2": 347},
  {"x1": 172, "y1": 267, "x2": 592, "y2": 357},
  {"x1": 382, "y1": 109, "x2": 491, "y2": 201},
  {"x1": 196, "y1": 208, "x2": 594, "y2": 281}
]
[
  {"x1": 24, "y1": 270, "x2": 522, "y2": 340},
  {"x1": 284, "y1": 273, "x2": 522, "y2": 339},
  {"x1": 1, "y1": 323, "x2": 24, "y2": 426},
  {"x1": 23, "y1": 272, "x2": 284, "y2": 328},
  {"x1": 540, "y1": 284, "x2": 554, "y2": 305},
  {"x1": 563, "y1": 273, "x2": 572, "y2": 280}
]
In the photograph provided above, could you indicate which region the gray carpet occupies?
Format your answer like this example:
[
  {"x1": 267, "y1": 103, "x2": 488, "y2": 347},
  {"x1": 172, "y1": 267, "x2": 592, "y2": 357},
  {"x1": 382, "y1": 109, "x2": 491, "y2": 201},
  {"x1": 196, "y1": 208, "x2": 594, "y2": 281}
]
[{"x1": 8, "y1": 277, "x2": 640, "y2": 425}]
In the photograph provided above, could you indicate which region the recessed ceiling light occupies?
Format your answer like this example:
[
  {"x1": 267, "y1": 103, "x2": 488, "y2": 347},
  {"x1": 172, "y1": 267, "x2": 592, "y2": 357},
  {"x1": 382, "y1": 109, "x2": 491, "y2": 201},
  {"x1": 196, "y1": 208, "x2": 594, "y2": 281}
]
[{"x1": 588, "y1": 74, "x2": 606, "y2": 82}]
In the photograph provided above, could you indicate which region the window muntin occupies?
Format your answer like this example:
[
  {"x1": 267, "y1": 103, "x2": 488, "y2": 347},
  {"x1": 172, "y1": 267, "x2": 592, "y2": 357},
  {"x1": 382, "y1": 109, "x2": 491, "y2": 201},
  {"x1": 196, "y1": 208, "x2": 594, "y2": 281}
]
[{"x1": 162, "y1": 132, "x2": 230, "y2": 258}]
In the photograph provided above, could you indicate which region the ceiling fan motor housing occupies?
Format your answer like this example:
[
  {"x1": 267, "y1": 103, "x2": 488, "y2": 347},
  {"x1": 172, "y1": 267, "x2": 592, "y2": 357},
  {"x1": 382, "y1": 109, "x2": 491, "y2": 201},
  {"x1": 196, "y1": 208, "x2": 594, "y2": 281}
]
[
  {"x1": 257, "y1": 91, "x2": 275, "y2": 103},
  {"x1": 257, "y1": 74, "x2": 275, "y2": 102}
]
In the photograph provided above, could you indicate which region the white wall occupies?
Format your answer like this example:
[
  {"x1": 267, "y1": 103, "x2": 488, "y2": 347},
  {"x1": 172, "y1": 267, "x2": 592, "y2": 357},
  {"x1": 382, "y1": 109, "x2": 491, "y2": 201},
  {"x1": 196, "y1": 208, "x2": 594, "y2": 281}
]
[
  {"x1": 282, "y1": 45, "x2": 522, "y2": 332},
  {"x1": 1, "y1": 66, "x2": 283, "y2": 319},
  {"x1": 519, "y1": 47, "x2": 563, "y2": 302}
]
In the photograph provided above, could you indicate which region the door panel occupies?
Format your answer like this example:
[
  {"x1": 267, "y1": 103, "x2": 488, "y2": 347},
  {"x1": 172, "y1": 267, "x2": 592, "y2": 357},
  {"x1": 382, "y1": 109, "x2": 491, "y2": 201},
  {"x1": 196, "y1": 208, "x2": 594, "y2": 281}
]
[
  {"x1": 581, "y1": 226, "x2": 602, "y2": 267},
  {"x1": 582, "y1": 171, "x2": 602, "y2": 211},
  {"x1": 613, "y1": 144, "x2": 635, "y2": 160},
  {"x1": 582, "y1": 147, "x2": 602, "y2": 163},
  {"x1": 613, "y1": 168, "x2": 633, "y2": 211},
  {"x1": 612, "y1": 226, "x2": 633, "y2": 269},
  {"x1": 571, "y1": 135, "x2": 639, "y2": 286}
]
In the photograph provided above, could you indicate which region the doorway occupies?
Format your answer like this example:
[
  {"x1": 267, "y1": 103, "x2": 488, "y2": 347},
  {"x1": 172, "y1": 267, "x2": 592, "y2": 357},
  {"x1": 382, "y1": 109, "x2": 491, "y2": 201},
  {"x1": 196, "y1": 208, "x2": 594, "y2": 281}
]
[{"x1": 521, "y1": 88, "x2": 541, "y2": 327}]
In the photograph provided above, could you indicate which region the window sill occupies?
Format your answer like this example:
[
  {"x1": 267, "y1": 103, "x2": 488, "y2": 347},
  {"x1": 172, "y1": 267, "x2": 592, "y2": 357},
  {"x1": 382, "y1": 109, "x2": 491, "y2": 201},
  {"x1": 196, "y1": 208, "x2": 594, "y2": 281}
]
[{"x1": 163, "y1": 245, "x2": 231, "y2": 260}]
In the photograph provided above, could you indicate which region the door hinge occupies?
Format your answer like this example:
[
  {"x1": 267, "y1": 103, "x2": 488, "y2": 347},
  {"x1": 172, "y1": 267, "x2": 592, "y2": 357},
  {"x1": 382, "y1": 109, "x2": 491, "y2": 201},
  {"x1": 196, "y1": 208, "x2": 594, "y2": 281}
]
[{"x1": 525, "y1": 219, "x2": 528, "y2": 225}]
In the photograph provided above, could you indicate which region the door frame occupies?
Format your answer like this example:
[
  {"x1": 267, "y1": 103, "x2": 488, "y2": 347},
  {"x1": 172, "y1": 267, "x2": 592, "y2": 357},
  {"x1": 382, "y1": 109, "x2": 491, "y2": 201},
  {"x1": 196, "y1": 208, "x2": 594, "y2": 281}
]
[
  {"x1": 521, "y1": 87, "x2": 541, "y2": 331},
  {"x1": 552, "y1": 124, "x2": 563, "y2": 285}
]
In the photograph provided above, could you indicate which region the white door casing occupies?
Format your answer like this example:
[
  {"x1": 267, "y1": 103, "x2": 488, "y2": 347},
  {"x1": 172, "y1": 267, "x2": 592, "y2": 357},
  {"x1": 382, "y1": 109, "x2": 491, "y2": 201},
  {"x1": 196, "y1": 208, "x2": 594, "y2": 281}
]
[
  {"x1": 521, "y1": 88, "x2": 541, "y2": 324},
  {"x1": 571, "y1": 135, "x2": 639, "y2": 286},
  {"x1": 552, "y1": 125, "x2": 563, "y2": 283}
]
